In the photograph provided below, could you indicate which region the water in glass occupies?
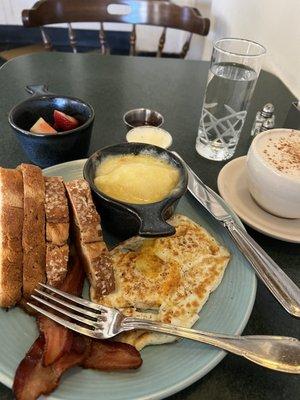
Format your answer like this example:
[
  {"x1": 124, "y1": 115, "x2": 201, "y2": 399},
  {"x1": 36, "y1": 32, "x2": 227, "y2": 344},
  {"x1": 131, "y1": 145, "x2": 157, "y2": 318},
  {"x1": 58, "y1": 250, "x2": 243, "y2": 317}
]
[{"x1": 196, "y1": 62, "x2": 257, "y2": 161}]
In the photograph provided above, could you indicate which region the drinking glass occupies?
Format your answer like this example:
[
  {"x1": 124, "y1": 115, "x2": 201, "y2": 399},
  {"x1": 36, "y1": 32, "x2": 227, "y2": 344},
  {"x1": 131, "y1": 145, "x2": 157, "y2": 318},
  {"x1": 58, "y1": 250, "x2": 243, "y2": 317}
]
[{"x1": 195, "y1": 38, "x2": 266, "y2": 161}]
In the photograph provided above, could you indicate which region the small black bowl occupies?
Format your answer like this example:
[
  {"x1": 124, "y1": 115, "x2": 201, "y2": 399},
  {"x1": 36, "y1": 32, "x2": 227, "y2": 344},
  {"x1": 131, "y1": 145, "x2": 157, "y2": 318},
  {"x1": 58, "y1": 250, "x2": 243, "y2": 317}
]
[
  {"x1": 8, "y1": 84, "x2": 95, "y2": 168},
  {"x1": 83, "y1": 142, "x2": 188, "y2": 243}
]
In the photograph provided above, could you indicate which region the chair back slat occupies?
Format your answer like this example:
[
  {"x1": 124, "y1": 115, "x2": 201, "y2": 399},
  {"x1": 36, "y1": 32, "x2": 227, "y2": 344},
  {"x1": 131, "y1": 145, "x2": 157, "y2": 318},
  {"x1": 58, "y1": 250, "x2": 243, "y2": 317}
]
[
  {"x1": 180, "y1": 32, "x2": 193, "y2": 59},
  {"x1": 68, "y1": 23, "x2": 77, "y2": 53},
  {"x1": 23, "y1": 0, "x2": 210, "y2": 58},
  {"x1": 129, "y1": 24, "x2": 136, "y2": 56},
  {"x1": 23, "y1": 0, "x2": 210, "y2": 35},
  {"x1": 40, "y1": 27, "x2": 52, "y2": 50},
  {"x1": 157, "y1": 27, "x2": 166, "y2": 58},
  {"x1": 99, "y1": 23, "x2": 109, "y2": 55}
]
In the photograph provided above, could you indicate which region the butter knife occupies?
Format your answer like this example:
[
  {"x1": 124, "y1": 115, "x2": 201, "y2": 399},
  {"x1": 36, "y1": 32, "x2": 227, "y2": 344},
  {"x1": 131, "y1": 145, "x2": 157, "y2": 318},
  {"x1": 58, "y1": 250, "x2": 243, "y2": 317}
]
[{"x1": 173, "y1": 152, "x2": 300, "y2": 318}]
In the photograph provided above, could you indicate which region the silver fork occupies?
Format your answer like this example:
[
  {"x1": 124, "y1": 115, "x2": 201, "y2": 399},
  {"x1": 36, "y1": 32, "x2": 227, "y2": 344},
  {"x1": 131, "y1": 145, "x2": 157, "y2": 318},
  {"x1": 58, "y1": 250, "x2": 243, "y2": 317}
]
[{"x1": 28, "y1": 283, "x2": 300, "y2": 374}]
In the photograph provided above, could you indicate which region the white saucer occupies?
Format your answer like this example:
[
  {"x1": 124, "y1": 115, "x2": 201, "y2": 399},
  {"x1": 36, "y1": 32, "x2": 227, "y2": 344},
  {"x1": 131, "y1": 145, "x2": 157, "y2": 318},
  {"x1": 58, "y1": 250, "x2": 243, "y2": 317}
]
[{"x1": 217, "y1": 156, "x2": 300, "y2": 243}]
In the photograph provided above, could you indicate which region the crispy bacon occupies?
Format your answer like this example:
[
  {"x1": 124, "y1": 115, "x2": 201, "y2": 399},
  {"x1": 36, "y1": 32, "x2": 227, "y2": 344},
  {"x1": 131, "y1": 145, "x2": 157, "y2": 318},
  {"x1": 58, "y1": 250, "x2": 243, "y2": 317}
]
[
  {"x1": 13, "y1": 337, "x2": 49, "y2": 400},
  {"x1": 38, "y1": 317, "x2": 72, "y2": 366},
  {"x1": 53, "y1": 334, "x2": 90, "y2": 375},
  {"x1": 59, "y1": 250, "x2": 85, "y2": 295},
  {"x1": 38, "y1": 252, "x2": 85, "y2": 366},
  {"x1": 13, "y1": 334, "x2": 89, "y2": 400},
  {"x1": 82, "y1": 339, "x2": 142, "y2": 370}
]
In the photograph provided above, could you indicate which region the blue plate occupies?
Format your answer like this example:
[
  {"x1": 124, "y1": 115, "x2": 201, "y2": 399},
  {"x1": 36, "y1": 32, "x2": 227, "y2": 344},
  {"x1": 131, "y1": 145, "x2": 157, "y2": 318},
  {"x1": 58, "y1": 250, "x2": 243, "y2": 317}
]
[{"x1": 0, "y1": 160, "x2": 256, "y2": 400}]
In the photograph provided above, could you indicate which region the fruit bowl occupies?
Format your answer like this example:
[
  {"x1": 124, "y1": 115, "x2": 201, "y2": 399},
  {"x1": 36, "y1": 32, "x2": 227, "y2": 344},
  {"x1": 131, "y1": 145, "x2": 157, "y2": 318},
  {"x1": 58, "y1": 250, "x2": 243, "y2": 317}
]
[{"x1": 8, "y1": 84, "x2": 95, "y2": 168}]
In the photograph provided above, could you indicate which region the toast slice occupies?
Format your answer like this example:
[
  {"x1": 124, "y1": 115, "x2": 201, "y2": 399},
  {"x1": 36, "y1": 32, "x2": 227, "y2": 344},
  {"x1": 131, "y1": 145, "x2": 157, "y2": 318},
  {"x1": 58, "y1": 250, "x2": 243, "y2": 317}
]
[
  {"x1": 0, "y1": 168, "x2": 24, "y2": 307},
  {"x1": 45, "y1": 177, "x2": 69, "y2": 245},
  {"x1": 45, "y1": 177, "x2": 69, "y2": 286},
  {"x1": 65, "y1": 179, "x2": 102, "y2": 243},
  {"x1": 46, "y1": 243, "x2": 69, "y2": 286},
  {"x1": 18, "y1": 164, "x2": 46, "y2": 299},
  {"x1": 65, "y1": 179, "x2": 114, "y2": 297}
]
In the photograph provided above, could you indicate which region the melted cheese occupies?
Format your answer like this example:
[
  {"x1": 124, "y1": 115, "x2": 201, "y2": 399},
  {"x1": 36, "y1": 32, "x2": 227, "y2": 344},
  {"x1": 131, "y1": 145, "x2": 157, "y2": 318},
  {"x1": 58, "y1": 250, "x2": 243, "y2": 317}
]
[{"x1": 94, "y1": 154, "x2": 180, "y2": 204}]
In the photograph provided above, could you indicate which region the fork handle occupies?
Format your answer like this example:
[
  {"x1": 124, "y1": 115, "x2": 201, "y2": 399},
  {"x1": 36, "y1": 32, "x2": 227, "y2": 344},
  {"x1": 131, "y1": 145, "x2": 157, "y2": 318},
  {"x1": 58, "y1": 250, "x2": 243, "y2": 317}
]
[
  {"x1": 122, "y1": 318, "x2": 300, "y2": 373},
  {"x1": 224, "y1": 219, "x2": 300, "y2": 318}
]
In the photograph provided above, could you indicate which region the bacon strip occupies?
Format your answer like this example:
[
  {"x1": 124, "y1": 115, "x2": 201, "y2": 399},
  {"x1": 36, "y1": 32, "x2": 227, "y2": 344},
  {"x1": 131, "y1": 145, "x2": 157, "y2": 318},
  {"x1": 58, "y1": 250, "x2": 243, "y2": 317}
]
[
  {"x1": 59, "y1": 250, "x2": 85, "y2": 295},
  {"x1": 13, "y1": 337, "x2": 48, "y2": 400},
  {"x1": 13, "y1": 250, "x2": 142, "y2": 400},
  {"x1": 54, "y1": 335, "x2": 90, "y2": 375},
  {"x1": 13, "y1": 334, "x2": 89, "y2": 400},
  {"x1": 82, "y1": 340, "x2": 142, "y2": 370},
  {"x1": 39, "y1": 252, "x2": 84, "y2": 366},
  {"x1": 38, "y1": 317, "x2": 72, "y2": 366}
]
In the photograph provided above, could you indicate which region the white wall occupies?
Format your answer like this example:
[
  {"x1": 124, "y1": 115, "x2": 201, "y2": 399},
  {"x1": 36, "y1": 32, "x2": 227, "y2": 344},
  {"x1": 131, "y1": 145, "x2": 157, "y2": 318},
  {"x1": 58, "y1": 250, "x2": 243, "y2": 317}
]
[
  {"x1": 1, "y1": 0, "x2": 299, "y2": 97},
  {"x1": 202, "y1": 0, "x2": 300, "y2": 98}
]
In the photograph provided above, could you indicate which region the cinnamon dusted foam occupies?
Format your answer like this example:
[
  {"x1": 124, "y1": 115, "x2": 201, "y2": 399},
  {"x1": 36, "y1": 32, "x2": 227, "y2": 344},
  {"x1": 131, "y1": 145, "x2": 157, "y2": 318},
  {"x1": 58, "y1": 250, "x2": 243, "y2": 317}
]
[{"x1": 258, "y1": 130, "x2": 300, "y2": 178}]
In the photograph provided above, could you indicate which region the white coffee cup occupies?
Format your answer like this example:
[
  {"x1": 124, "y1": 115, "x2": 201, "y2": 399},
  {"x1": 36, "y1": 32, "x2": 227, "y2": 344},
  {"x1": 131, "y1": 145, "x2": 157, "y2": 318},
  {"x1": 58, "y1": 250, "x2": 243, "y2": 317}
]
[{"x1": 246, "y1": 128, "x2": 300, "y2": 219}]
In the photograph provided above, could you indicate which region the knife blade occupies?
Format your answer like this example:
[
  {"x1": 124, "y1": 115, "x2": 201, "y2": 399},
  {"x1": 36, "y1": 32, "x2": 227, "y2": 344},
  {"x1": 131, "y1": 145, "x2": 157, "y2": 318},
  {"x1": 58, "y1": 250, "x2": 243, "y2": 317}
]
[
  {"x1": 184, "y1": 161, "x2": 230, "y2": 222},
  {"x1": 173, "y1": 152, "x2": 300, "y2": 318}
]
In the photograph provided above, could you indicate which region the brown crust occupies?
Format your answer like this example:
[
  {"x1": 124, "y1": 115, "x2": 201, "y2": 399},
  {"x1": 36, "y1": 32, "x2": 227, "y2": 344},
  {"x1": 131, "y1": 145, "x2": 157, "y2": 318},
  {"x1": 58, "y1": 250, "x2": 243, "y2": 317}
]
[
  {"x1": 18, "y1": 164, "x2": 46, "y2": 299},
  {"x1": 80, "y1": 241, "x2": 114, "y2": 296},
  {"x1": 65, "y1": 179, "x2": 115, "y2": 296},
  {"x1": 64, "y1": 179, "x2": 101, "y2": 243},
  {"x1": 45, "y1": 176, "x2": 69, "y2": 286},
  {"x1": 45, "y1": 177, "x2": 69, "y2": 224},
  {"x1": 45, "y1": 177, "x2": 69, "y2": 245},
  {"x1": 46, "y1": 244, "x2": 69, "y2": 287},
  {"x1": 0, "y1": 168, "x2": 23, "y2": 307}
]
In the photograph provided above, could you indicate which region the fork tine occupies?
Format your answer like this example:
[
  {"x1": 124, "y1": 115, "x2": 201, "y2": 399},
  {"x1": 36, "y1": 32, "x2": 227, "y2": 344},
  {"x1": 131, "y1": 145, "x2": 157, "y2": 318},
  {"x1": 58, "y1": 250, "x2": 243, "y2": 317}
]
[
  {"x1": 34, "y1": 289, "x2": 104, "y2": 320},
  {"x1": 27, "y1": 302, "x2": 103, "y2": 339},
  {"x1": 39, "y1": 283, "x2": 110, "y2": 313},
  {"x1": 31, "y1": 294, "x2": 99, "y2": 328}
]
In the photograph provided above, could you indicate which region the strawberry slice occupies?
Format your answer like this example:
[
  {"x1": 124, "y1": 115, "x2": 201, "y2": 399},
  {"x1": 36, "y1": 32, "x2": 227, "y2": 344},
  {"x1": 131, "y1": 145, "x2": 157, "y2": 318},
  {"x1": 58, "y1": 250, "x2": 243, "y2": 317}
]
[{"x1": 53, "y1": 110, "x2": 79, "y2": 131}]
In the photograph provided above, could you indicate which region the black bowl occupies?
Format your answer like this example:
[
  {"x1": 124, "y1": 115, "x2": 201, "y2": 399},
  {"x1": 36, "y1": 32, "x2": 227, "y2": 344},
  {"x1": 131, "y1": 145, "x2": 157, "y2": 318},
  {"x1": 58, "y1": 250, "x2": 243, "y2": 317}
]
[
  {"x1": 8, "y1": 84, "x2": 95, "y2": 168},
  {"x1": 83, "y1": 143, "x2": 188, "y2": 243}
]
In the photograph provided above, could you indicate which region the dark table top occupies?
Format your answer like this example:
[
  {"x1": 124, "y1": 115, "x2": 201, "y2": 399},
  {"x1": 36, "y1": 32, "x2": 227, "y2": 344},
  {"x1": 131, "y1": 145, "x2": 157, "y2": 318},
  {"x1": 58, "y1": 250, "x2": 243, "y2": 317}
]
[{"x1": 0, "y1": 53, "x2": 299, "y2": 400}]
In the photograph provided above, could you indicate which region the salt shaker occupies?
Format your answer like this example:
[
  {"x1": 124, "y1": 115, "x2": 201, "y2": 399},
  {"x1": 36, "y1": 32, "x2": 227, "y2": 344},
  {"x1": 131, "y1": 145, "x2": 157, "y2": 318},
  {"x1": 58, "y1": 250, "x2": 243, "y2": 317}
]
[
  {"x1": 251, "y1": 103, "x2": 275, "y2": 136},
  {"x1": 261, "y1": 114, "x2": 275, "y2": 131}
]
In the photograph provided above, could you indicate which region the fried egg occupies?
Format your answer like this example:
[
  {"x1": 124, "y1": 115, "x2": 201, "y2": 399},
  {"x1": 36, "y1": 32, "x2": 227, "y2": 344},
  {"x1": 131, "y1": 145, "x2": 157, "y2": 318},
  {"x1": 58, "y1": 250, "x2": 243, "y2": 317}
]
[{"x1": 91, "y1": 214, "x2": 230, "y2": 350}]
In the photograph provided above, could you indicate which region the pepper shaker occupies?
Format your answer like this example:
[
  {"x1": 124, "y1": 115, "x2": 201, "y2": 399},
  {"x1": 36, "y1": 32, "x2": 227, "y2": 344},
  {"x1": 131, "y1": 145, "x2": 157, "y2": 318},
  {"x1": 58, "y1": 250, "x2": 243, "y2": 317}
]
[
  {"x1": 251, "y1": 103, "x2": 275, "y2": 136},
  {"x1": 261, "y1": 114, "x2": 275, "y2": 131}
]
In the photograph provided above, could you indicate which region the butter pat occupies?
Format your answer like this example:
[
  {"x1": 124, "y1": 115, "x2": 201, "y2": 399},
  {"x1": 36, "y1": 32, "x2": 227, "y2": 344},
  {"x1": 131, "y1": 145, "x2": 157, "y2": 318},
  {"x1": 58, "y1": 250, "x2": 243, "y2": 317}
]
[
  {"x1": 94, "y1": 154, "x2": 180, "y2": 204},
  {"x1": 126, "y1": 126, "x2": 173, "y2": 149}
]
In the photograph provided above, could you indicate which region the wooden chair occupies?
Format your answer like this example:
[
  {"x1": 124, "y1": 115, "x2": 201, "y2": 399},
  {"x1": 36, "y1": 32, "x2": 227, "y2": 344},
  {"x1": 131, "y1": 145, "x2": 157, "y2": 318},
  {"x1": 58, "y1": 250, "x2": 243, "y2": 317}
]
[{"x1": 22, "y1": 0, "x2": 210, "y2": 58}]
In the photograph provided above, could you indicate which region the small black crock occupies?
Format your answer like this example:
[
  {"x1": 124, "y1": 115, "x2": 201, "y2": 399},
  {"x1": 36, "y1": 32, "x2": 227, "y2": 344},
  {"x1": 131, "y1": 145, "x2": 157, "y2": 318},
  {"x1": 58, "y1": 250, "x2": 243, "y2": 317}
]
[
  {"x1": 83, "y1": 143, "x2": 188, "y2": 243},
  {"x1": 8, "y1": 84, "x2": 95, "y2": 168}
]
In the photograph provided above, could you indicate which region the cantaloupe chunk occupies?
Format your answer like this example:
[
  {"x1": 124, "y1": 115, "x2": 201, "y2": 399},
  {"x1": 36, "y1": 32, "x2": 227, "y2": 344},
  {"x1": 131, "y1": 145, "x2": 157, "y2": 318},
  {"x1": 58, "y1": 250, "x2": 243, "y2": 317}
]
[{"x1": 30, "y1": 117, "x2": 57, "y2": 134}]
